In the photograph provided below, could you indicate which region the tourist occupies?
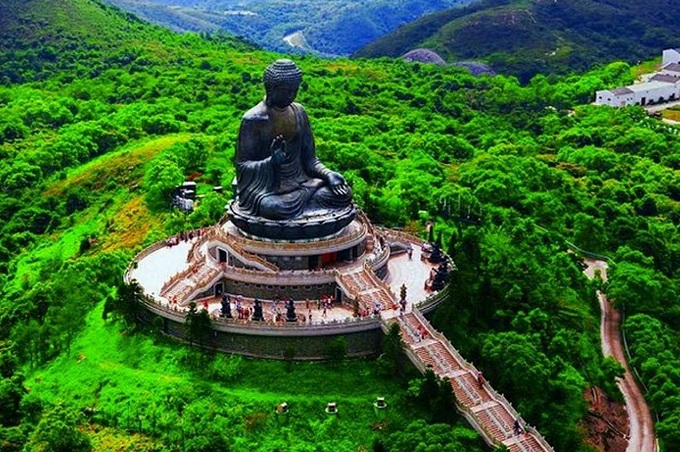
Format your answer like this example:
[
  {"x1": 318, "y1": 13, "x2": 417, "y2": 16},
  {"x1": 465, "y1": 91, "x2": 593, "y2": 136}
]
[{"x1": 513, "y1": 419, "x2": 523, "y2": 436}]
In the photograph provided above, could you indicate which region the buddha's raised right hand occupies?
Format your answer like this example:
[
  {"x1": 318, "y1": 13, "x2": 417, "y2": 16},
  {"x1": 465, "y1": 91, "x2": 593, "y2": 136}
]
[{"x1": 270, "y1": 135, "x2": 287, "y2": 164}]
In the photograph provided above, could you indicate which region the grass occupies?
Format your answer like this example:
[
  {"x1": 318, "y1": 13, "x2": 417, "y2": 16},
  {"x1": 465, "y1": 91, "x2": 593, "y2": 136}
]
[
  {"x1": 45, "y1": 134, "x2": 192, "y2": 196},
  {"x1": 661, "y1": 107, "x2": 680, "y2": 122},
  {"x1": 631, "y1": 57, "x2": 662, "y2": 79},
  {"x1": 26, "y1": 303, "x2": 422, "y2": 450},
  {"x1": 8, "y1": 135, "x2": 184, "y2": 294}
]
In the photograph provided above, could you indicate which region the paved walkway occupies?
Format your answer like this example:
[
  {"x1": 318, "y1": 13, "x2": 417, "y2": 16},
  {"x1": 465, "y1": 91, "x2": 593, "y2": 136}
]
[
  {"x1": 645, "y1": 99, "x2": 680, "y2": 113},
  {"x1": 204, "y1": 295, "x2": 357, "y2": 325},
  {"x1": 386, "y1": 245, "x2": 438, "y2": 310},
  {"x1": 583, "y1": 259, "x2": 657, "y2": 452},
  {"x1": 129, "y1": 240, "x2": 193, "y2": 296}
]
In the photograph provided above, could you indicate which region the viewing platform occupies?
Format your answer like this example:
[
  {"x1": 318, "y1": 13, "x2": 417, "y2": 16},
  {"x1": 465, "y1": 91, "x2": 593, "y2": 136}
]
[{"x1": 125, "y1": 212, "x2": 447, "y2": 349}]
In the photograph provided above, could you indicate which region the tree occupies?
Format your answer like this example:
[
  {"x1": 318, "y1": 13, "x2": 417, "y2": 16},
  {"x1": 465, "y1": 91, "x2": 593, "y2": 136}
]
[
  {"x1": 573, "y1": 212, "x2": 606, "y2": 252},
  {"x1": 0, "y1": 375, "x2": 25, "y2": 427},
  {"x1": 0, "y1": 341, "x2": 17, "y2": 378},
  {"x1": 26, "y1": 404, "x2": 91, "y2": 452},
  {"x1": 53, "y1": 300, "x2": 82, "y2": 356},
  {"x1": 185, "y1": 303, "x2": 212, "y2": 347},
  {"x1": 111, "y1": 281, "x2": 145, "y2": 327},
  {"x1": 410, "y1": 370, "x2": 458, "y2": 424},
  {"x1": 383, "y1": 420, "x2": 482, "y2": 452},
  {"x1": 379, "y1": 322, "x2": 405, "y2": 377},
  {"x1": 480, "y1": 332, "x2": 552, "y2": 420},
  {"x1": 325, "y1": 337, "x2": 347, "y2": 364},
  {"x1": 143, "y1": 158, "x2": 184, "y2": 211}
]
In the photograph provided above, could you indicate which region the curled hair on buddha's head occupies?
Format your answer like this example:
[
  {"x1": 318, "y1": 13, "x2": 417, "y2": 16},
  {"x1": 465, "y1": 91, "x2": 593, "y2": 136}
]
[{"x1": 263, "y1": 59, "x2": 302, "y2": 92}]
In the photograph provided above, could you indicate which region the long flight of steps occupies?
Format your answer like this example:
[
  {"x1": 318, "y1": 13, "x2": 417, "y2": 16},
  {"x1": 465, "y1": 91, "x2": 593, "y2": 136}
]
[{"x1": 391, "y1": 311, "x2": 553, "y2": 452}]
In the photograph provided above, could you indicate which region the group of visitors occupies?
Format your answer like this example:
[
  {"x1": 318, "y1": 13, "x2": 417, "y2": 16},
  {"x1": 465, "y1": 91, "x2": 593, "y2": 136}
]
[
  {"x1": 165, "y1": 228, "x2": 206, "y2": 247},
  {"x1": 210, "y1": 292, "x2": 341, "y2": 325},
  {"x1": 414, "y1": 324, "x2": 429, "y2": 342}
]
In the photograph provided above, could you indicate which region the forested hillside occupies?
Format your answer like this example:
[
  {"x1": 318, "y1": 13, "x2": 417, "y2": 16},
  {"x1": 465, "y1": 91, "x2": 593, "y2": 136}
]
[
  {"x1": 1, "y1": 0, "x2": 679, "y2": 451},
  {"x1": 102, "y1": 0, "x2": 477, "y2": 56},
  {"x1": 355, "y1": 0, "x2": 680, "y2": 82}
]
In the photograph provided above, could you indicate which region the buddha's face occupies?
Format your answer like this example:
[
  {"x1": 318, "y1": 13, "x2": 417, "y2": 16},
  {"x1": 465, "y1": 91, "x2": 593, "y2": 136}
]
[{"x1": 266, "y1": 84, "x2": 299, "y2": 108}]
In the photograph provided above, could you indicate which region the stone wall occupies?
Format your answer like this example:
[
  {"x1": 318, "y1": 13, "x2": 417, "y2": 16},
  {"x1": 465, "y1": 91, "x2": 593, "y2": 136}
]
[
  {"x1": 138, "y1": 309, "x2": 384, "y2": 360},
  {"x1": 221, "y1": 279, "x2": 338, "y2": 301}
]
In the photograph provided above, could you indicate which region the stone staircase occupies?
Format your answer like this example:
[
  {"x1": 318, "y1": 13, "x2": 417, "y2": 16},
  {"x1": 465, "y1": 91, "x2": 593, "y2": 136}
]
[
  {"x1": 389, "y1": 311, "x2": 553, "y2": 451},
  {"x1": 338, "y1": 267, "x2": 395, "y2": 312}
]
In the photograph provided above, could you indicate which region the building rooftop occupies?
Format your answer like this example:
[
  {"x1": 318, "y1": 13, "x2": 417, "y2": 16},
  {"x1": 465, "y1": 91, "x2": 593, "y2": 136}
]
[
  {"x1": 627, "y1": 80, "x2": 674, "y2": 92},
  {"x1": 611, "y1": 87, "x2": 633, "y2": 95},
  {"x1": 662, "y1": 62, "x2": 680, "y2": 73},
  {"x1": 650, "y1": 74, "x2": 680, "y2": 84}
]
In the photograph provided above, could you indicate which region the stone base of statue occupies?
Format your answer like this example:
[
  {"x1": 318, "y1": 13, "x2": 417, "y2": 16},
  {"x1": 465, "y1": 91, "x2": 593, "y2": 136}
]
[{"x1": 228, "y1": 201, "x2": 356, "y2": 241}]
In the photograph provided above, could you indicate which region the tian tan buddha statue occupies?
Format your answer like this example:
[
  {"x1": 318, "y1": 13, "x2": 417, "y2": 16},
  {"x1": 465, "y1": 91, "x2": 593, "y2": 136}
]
[{"x1": 228, "y1": 59, "x2": 355, "y2": 240}]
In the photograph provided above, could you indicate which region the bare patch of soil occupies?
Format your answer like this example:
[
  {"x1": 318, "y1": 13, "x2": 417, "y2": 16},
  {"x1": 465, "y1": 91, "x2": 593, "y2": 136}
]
[{"x1": 582, "y1": 386, "x2": 628, "y2": 452}]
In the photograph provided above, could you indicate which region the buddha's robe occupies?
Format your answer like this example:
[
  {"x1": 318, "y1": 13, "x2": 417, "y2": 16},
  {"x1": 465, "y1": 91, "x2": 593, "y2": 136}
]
[{"x1": 235, "y1": 102, "x2": 352, "y2": 220}]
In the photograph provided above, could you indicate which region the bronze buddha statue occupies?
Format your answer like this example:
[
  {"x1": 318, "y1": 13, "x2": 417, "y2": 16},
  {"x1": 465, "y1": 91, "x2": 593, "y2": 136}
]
[{"x1": 229, "y1": 59, "x2": 355, "y2": 240}]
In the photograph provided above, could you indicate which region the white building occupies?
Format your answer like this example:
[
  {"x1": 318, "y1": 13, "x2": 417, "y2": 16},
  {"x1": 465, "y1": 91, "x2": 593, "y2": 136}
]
[
  {"x1": 662, "y1": 48, "x2": 680, "y2": 66},
  {"x1": 596, "y1": 80, "x2": 679, "y2": 107},
  {"x1": 595, "y1": 49, "x2": 680, "y2": 107}
]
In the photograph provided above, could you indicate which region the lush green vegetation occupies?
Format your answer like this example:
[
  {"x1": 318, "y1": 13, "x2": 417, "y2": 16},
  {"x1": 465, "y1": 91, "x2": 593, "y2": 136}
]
[
  {"x1": 355, "y1": 0, "x2": 680, "y2": 82},
  {"x1": 1, "y1": 0, "x2": 679, "y2": 450},
  {"x1": 103, "y1": 0, "x2": 475, "y2": 56}
]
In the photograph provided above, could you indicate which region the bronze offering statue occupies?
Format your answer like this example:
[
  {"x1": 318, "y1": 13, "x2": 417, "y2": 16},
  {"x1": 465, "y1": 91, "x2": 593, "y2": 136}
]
[{"x1": 229, "y1": 59, "x2": 355, "y2": 240}]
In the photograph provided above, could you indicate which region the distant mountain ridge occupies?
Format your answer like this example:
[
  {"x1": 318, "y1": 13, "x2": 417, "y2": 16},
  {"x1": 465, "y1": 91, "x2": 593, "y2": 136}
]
[
  {"x1": 354, "y1": 0, "x2": 680, "y2": 81},
  {"x1": 101, "y1": 0, "x2": 478, "y2": 56}
]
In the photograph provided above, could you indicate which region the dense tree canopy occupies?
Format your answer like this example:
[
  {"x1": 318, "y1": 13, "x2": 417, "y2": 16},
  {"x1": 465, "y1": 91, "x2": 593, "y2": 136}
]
[{"x1": 0, "y1": 0, "x2": 679, "y2": 450}]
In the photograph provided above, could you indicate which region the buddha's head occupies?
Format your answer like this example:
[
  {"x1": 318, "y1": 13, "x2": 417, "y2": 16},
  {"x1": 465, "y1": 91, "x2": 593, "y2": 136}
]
[{"x1": 263, "y1": 59, "x2": 302, "y2": 108}]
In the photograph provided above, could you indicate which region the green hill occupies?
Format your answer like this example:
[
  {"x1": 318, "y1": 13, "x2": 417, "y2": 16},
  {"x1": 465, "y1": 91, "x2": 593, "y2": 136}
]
[
  {"x1": 102, "y1": 0, "x2": 478, "y2": 56},
  {"x1": 1, "y1": 0, "x2": 680, "y2": 451},
  {"x1": 354, "y1": 0, "x2": 680, "y2": 81}
]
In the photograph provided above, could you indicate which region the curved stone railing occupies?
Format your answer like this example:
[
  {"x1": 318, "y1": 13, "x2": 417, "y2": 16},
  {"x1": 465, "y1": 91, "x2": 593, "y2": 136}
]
[
  {"x1": 379, "y1": 227, "x2": 424, "y2": 246},
  {"x1": 137, "y1": 291, "x2": 381, "y2": 337},
  {"x1": 163, "y1": 258, "x2": 348, "y2": 302},
  {"x1": 227, "y1": 265, "x2": 338, "y2": 285},
  {"x1": 206, "y1": 227, "x2": 279, "y2": 272},
  {"x1": 367, "y1": 238, "x2": 391, "y2": 271},
  {"x1": 357, "y1": 209, "x2": 375, "y2": 236},
  {"x1": 224, "y1": 220, "x2": 368, "y2": 255},
  {"x1": 133, "y1": 239, "x2": 171, "y2": 263},
  {"x1": 416, "y1": 285, "x2": 449, "y2": 314},
  {"x1": 125, "y1": 239, "x2": 174, "y2": 284}
]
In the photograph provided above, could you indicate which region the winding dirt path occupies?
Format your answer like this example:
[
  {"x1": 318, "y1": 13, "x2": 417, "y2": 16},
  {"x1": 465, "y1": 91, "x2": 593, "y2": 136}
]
[{"x1": 583, "y1": 258, "x2": 657, "y2": 452}]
